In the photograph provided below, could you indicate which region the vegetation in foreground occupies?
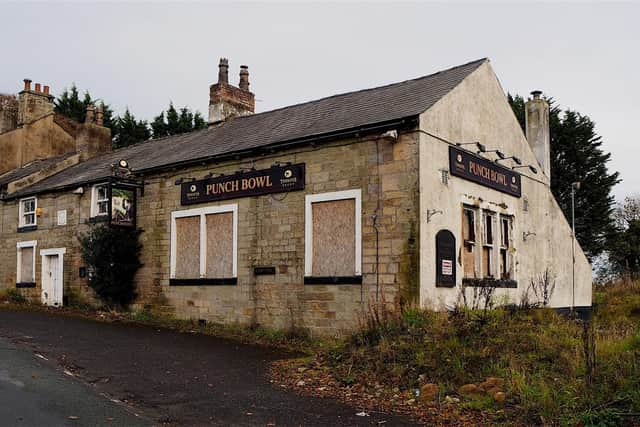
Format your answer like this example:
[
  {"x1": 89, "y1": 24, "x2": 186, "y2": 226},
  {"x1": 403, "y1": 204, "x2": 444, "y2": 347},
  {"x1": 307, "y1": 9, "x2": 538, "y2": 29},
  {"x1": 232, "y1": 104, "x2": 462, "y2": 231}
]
[{"x1": 272, "y1": 281, "x2": 640, "y2": 426}]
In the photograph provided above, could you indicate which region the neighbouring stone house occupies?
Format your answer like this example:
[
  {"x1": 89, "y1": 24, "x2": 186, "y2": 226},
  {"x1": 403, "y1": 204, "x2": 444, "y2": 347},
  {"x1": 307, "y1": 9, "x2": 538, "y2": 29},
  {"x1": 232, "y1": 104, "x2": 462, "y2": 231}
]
[{"x1": 0, "y1": 58, "x2": 592, "y2": 334}]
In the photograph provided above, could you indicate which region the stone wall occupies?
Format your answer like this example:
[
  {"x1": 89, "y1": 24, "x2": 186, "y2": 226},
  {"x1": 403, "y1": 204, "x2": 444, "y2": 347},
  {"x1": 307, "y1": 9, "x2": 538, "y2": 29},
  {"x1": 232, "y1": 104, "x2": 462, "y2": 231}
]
[
  {"x1": 0, "y1": 130, "x2": 420, "y2": 335},
  {"x1": 0, "y1": 94, "x2": 18, "y2": 135}
]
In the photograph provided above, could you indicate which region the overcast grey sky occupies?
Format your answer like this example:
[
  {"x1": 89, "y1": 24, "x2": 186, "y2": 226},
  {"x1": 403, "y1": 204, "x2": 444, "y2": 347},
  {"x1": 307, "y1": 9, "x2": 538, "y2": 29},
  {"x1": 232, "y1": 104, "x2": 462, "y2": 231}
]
[{"x1": 1, "y1": 1, "x2": 637, "y2": 199}]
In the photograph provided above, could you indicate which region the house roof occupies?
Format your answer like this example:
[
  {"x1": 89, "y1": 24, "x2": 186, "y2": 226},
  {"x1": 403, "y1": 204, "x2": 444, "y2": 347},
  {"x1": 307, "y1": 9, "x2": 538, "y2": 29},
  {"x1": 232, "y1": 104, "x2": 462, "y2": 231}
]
[
  {"x1": 8, "y1": 58, "x2": 487, "y2": 198},
  {"x1": 0, "y1": 152, "x2": 76, "y2": 190}
]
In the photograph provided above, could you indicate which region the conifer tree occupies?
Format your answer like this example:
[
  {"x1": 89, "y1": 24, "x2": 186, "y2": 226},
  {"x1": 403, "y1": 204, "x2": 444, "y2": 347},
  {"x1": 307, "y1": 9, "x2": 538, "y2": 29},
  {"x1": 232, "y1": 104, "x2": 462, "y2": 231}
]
[
  {"x1": 151, "y1": 103, "x2": 207, "y2": 138},
  {"x1": 111, "y1": 109, "x2": 151, "y2": 149},
  {"x1": 508, "y1": 94, "x2": 620, "y2": 259}
]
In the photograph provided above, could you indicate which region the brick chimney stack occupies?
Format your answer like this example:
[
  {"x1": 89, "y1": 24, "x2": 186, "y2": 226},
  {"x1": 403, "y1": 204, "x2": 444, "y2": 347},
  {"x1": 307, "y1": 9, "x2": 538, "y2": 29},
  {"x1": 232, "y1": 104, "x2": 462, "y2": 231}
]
[
  {"x1": 239, "y1": 65, "x2": 250, "y2": 91},
  {"x1": 17, "y1": 78, "x2": 54, "y2": 126},
  {"x1": 218, "y1": 58, "x2": 229, "y2": 84},
  {"x1": 208, "y1": 58, "x2": 255, "y2": 125},
  {"x1": 525, "y1": 90, "x2": 551, "y2": 177},
  {"x1": 86, "y1": 104, "x2": 95, "y2": 123},
  {"x1": 95, "y1": 104, "x2": 104, "y2": 126}
]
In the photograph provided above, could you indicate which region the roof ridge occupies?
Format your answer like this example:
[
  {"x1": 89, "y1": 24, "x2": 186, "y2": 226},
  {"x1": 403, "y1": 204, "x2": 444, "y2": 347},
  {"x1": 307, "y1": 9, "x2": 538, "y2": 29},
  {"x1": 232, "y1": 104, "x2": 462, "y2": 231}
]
[{"x1": 235, "y1": 57, "x2": 488, "y2": 120}]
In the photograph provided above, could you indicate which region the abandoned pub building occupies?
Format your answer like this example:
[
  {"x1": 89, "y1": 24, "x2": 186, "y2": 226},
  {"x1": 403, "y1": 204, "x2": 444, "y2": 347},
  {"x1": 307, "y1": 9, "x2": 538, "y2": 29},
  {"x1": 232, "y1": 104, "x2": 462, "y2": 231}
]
[{"x1": 0, "y1": 58, "x2": 592, "y2": 334}]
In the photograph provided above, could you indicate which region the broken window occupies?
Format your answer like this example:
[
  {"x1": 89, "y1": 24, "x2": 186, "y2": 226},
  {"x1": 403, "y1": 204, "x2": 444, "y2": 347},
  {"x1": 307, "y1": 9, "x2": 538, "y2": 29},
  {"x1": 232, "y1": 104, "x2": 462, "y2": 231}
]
[
  {"x1": 462, "y1": 207, "x2": 477, "y2": 278},
  {"x1": 482, "y1": 211, "x2": 495, "y2": 278},
  {"x1": 499, "y1": 215, "x2": 514, "y2": 279}
]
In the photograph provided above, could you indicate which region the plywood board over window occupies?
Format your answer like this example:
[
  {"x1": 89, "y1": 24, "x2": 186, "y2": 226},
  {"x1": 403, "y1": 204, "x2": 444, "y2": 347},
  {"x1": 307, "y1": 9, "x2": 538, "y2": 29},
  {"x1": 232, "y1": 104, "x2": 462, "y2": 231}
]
[
  {"x1": 174, "y1": 216, "x2": 200, "y2": 279},
  {"x1": 305, "y1": 189, "x2": 362, "y2": 280},
  {"x1": 312, "y1": 199, "x2": 356, "y2": 277},
  {"x1": 206, "y1": 212, "x2": 233, "y2": 278},
  {"x1": 20, "y1": 246, "x2": 34, "y2": 282}
]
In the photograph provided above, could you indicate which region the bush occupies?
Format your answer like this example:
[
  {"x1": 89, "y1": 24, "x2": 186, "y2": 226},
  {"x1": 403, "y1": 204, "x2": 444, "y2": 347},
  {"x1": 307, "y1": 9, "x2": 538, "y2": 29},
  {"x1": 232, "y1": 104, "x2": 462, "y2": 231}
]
[{"x1": 79, "y1": 225, "x2": 142, "y2": 308}]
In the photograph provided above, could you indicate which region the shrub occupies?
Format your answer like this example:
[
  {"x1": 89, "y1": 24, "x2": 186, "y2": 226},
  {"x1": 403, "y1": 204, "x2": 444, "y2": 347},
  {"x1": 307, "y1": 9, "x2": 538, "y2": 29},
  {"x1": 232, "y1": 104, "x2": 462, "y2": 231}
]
[{"x1": 79, "y1": 225, "x2": 142, "y2": 308}]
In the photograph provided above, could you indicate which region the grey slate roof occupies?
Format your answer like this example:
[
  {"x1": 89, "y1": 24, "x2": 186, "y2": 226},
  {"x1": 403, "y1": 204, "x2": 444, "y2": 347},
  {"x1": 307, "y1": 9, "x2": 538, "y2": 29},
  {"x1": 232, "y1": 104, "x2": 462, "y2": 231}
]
[
  {"x1": 0, "y1": 153, "x2": 76, "y2": 190},
  {"x1": 9, "y1": 58, "x2": 487, "y2": 197}
]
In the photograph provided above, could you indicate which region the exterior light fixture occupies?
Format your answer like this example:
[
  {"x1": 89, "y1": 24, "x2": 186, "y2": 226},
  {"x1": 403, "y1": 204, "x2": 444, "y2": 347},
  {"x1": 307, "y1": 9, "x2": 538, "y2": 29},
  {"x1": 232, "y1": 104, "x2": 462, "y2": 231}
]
[
  {"x1": 512, "y1": 164, "x2": 538, "y2": 174},
  {"x1": 456, "y1": 141, "x2": 485, "y2": 152},
  {"x1": 478, "y1": 148, "x2": 506, "y2": 159},
  {"x1": 496, "y1": 155, "x2": 522, "y2": 165},
  {"x1": 118, "y1": 159, "x2": 129, "y2": 169}
]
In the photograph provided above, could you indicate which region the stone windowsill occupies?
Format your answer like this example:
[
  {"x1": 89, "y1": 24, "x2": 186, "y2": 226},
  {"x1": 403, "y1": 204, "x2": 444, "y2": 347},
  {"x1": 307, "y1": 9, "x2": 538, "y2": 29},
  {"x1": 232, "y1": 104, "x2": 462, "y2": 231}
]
[
  {"x1": 462, "y1": 277, "x2": 517, "y2": 288},
  {"x1": 16, "y1": 282, "x2": 36, "y2": 288},
  {"x1": 17, "y1": 225, "x2": 37, "y2": 233},
  {"x1": 304, "y1": 276, "x2": 363, "y2": 285},
  {"x1": 169, "y1": 278, "x2": 237, "y2": 286}
]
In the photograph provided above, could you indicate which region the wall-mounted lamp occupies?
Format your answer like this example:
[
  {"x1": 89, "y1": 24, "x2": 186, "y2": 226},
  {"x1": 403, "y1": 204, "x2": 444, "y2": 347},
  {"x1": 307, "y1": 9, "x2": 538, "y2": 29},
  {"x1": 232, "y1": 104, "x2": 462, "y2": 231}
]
[
  {"x1": 512, "y1": 164, "x2": 538, "y2": 174},
  {"x1": 426, "y1": 209, "x2": 443, "y2": 223},
  {"x1": 456, "y1": 141, "x2": 486, "y2": 152},
  {"x1": 478, "y1": 147, "x2": 506, "y2": 159},
  {"x1": 496, "y1": 155, "x2": 522, "y2": 165},
  {"x1": 523, "y1": 231, "x2": 537, "y2": 241}
]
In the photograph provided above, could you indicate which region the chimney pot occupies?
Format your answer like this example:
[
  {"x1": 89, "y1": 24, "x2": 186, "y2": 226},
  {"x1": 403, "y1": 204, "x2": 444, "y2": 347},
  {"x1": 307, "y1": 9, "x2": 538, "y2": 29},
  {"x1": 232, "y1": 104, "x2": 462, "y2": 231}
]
[
  {"x1": 531, "y1": 90, "x2": 542, "y2": 100},
  {"x1": 239, "y1": 65, "x2": 250, "y2": 91},
  {"x1": 35, "y1": 83, "x2": 41, "y2": 92},
  {"x1": 85, "y1": 104, "x2": 95, "y2": 123},
  {"x1": 23, "y1": 79, "x2": 32, "y2": 91},
  {"x1": 95, "y1": 104, "x2": 104, "y2": 126},
  {"x1": 43, "y1": 85, "x2": 50, "y2": 95},
  {"x1": 218, "y1": 57, "x2": 229, "y2": 84}
]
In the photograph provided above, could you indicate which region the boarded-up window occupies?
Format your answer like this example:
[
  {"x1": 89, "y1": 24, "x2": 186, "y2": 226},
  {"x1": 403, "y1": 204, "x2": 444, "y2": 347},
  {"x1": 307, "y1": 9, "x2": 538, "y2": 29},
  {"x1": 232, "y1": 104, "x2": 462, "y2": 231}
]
[
  {"x1": 462, "y1": 207, "x2": 476, "y2": 278},
  {"x1": 174, "y1": 216, "x2": 200, "y2": 279},
  {"x1": 500, "y1": 215, "x2": 513, "y2": 279},
  {"x1": 312, "y1": 199, "x2": 356, "y2": 277},
  {"x1": 205, "y1": 213, "x2": 233, "y2": 278},
  {"x1": 19, "y1": 246, "x2": 34, "y2": 283}
]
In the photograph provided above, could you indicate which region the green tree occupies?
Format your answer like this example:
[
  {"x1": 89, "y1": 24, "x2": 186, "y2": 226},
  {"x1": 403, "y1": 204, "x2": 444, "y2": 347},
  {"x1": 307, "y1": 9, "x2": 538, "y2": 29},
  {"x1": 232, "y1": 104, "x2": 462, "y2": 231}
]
[
  {"x1": 111, "y1": 109, "x2": 151, "y2": 149},
  {"x1": 508, "y1": 93, "x2": 620, "y2": 259},
  {"x1": 55, "y1": 84, "x2": 113, "y2": 129},
  {"x1": 80, "y1": 225, "x2": 142, "y2": 308},
  {"x1": 151, "y1": 102, "x2": 206, "y2": 139},
  {"x1": 605, "y1": 196, "x2": 640, "y2": 278}
]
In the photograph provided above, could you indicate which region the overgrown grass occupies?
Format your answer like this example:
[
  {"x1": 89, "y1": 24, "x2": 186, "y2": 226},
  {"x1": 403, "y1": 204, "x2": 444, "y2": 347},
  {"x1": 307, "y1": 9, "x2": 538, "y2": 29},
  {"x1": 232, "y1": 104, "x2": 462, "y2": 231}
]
[{"x1": 318, "y1": 281, "x2": 640, "y2": 425}]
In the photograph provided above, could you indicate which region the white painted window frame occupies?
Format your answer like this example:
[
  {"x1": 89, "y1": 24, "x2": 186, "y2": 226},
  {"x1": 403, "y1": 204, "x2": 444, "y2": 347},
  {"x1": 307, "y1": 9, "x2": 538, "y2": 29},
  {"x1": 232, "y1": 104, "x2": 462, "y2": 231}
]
[
  {"x1": 90, "y1": 183, "x2": 110, "y2": 218},
  {"x1": 19, "y1": 197, "x2": 37, "y2": 227},
  {"x1": 304, "y1": 189, "x2": 362, "y2": 277},
  {"x1": 16, "y1": 240, "x2": 37, "y2": 283},
  {"x1": 170, "y1": 204, "x2": 238, "y2": 279}
]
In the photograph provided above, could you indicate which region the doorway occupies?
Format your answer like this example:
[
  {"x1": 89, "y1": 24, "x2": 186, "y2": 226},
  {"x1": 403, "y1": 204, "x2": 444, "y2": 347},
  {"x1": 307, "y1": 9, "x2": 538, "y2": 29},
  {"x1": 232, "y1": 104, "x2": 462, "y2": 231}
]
[{"x1": 40, "y1": 248, "x2": 66, "y2": 307}]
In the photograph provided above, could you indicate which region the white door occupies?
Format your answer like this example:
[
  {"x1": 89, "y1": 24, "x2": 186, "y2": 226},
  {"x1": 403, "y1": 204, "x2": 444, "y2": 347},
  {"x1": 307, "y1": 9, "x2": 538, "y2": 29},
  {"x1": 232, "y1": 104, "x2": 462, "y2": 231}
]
[{"x1": 41, "y1": 253, "x2": 63, "y2": 307}]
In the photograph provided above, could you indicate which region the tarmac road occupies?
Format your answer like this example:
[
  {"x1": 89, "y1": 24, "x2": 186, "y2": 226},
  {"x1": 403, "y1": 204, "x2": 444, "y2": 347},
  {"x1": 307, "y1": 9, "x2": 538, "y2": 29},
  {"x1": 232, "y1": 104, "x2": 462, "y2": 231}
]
[
  {"x1": 0, "y1": 308, "x2": 417, "y2": 426},
  {"x1": 0, "y1": 336, "x2": 148, "y2": 426}
]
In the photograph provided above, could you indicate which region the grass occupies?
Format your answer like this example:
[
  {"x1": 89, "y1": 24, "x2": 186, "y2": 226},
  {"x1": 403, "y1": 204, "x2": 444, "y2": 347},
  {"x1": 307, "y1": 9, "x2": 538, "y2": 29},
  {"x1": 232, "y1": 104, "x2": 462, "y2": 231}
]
[{"x1": 301, "y1": 281, "x2": 640, "y2": 425}]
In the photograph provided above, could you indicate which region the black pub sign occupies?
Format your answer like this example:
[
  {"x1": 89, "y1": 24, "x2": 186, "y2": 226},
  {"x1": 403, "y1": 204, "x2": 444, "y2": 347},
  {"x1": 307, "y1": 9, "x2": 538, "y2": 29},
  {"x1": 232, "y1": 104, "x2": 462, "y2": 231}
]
[
  {"x1": 181, "y1": 163, "x2": 305, "y2": 205},
  {"x1": 449, "y1": 146, "x2": 521, "y2": 197}
]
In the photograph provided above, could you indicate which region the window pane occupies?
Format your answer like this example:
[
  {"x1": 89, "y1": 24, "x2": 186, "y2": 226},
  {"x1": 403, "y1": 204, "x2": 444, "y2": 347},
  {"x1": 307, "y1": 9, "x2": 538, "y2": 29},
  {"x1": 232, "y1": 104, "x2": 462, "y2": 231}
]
[
  {"x1": 483, "y1": 247, "x2": 492, "y2": 277},
  {"x1": 312, "y1": 199, "x2": 356, "y2": 276},
  {"x1": 205, "y1": 212, "x2": 233, "y2": 278},
  {"x1": 484, "y1": 214, "x2": 493, "y2": 244},
  {"x1": 98, "y1": 186, "x2": 108, "y2": 200},
  {"x1": 23, "y1": 199, "x2": 35, "y2": 213},
  {"x1": 24, "y1": 213, "x2": 35, "y2": 225},
  {"x1": 174, "y1": 216, "x2": 200, "y2": 279},
  {"x1": 98, "y1": 201, "x2": 108, "y2": 215},
  {"x1": 20, "y1": 247, "x2": 34, "y2": 282}
]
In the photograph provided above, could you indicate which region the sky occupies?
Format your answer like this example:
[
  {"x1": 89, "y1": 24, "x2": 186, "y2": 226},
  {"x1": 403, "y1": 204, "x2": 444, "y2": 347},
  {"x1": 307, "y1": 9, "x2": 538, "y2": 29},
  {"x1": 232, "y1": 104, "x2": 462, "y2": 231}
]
[{"x1": 1, "y1": 1, "x2": 638, "y2": 200}]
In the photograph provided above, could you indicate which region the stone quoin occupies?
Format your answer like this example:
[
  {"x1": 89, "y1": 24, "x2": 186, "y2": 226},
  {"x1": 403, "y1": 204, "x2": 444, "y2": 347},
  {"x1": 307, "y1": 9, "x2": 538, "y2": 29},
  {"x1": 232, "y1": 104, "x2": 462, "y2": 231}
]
[{"x1": 0, "y1": 58, "x2": 592, "y2": 334}]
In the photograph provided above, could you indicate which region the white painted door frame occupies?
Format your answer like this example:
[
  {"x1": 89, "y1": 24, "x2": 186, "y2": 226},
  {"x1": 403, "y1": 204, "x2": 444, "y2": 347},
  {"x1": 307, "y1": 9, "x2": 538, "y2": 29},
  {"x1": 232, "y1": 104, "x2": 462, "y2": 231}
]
[{"x1": 40, "y1": 248, "x2": 66, "y2": 307}]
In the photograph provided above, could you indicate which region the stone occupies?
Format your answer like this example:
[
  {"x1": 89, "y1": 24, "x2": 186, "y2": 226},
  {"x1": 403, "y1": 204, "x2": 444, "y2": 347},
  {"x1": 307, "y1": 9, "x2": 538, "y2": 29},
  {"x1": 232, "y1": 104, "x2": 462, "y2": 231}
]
[
  {"x1": 420, "y1": 383, "x2": 439, "y2": 402},
  {"x1": 493, "y1": 391, "x2": 507, "y2": 403},
  {"x1": 458, "y1": 384, "x2": 481, "y2": 395}
]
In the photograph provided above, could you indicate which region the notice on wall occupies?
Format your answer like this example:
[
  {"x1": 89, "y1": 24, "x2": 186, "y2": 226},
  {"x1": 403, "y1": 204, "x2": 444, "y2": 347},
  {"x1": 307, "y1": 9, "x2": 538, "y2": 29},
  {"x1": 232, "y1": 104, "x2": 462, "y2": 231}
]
[
  {"x1": 442, "y1": 259, "x2": 453, "y2": 276},
  {"x1": 449, "y1": 146, "x2": 521, "y2": 197},
  {"x1": 436, "y1": 229, "x2": 456, "y2": 287},
  {"x1": 181, "y1": 164, "x2": 305, "y2": 205}
]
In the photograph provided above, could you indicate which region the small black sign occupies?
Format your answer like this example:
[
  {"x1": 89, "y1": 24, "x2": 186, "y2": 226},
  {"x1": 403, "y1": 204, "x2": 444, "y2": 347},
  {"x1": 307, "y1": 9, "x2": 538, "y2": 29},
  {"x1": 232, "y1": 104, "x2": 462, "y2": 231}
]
[
  {"x1": 436, "y1": 229, "x2": 456, "y2": 287},
  {"x1": 109, "y1": 184, "x2": 137, "y2": 228},
  {"x1": 181, "y1": 164, "x2": 305, "y2": 205},
  {"x1": 254, "y1": 266, "x2": 276, "y2": 275},
  {"x1": 449, "y1": 146, "x2": 521, "y2": 197}
]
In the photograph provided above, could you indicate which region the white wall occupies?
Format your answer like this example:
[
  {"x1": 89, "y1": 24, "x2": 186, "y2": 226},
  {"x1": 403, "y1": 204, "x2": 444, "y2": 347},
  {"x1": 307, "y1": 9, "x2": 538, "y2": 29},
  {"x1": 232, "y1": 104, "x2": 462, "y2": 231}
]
[{"x1": 418, "y1": 61, "x2": 592, "y2": 310}]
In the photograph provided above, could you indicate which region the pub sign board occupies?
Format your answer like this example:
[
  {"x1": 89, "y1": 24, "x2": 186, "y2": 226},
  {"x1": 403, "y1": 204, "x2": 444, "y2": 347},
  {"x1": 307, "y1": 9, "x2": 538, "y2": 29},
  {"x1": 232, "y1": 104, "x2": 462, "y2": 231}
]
[
  {"x1": 449, "y1": 146, "x2": 521, "y2": 197},
  {"x1": 181, "y1": 163, "x2": 305, "y2": 205},
  {"x1": 109, "y1": 184, "x2": 137, "y2": 229}
]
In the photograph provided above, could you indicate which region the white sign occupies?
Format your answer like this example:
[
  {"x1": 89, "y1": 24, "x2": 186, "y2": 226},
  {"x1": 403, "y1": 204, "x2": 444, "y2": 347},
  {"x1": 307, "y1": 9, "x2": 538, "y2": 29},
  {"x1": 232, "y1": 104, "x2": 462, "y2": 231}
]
[
  {"x1": 442, "y1": 259, "x2": 453, "y2": 276},
  {"x1": 57, "y1": 210, "x2": 67, "y2": 226}
]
